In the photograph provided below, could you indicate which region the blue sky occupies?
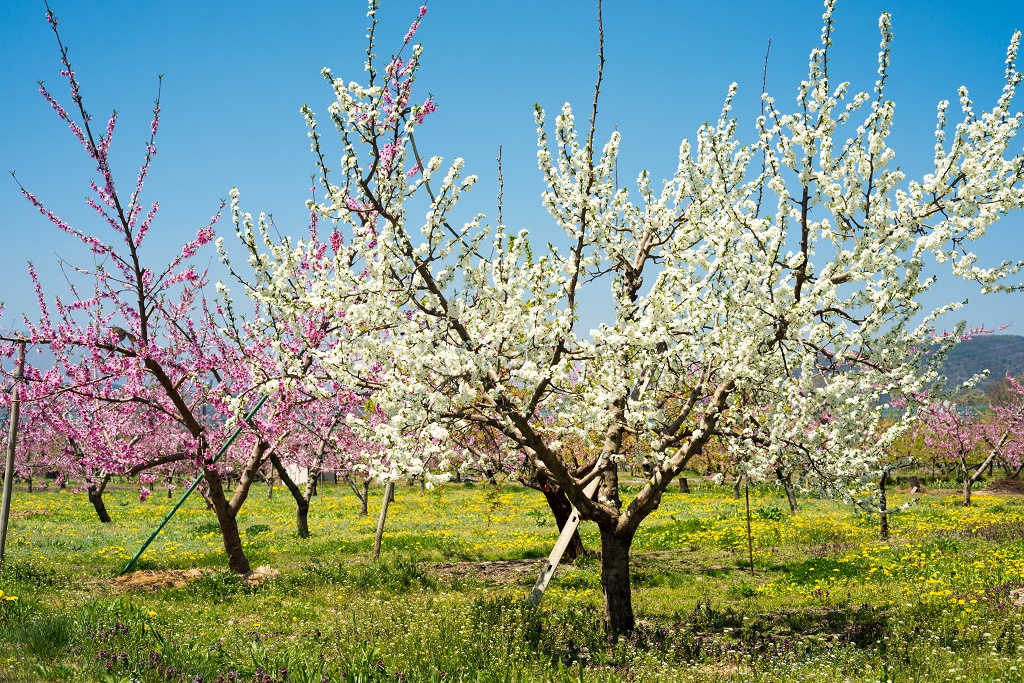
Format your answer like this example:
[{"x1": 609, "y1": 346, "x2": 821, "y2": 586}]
[{"x1": 2, "y1": 0, "x2": 1023, "y2": 336}]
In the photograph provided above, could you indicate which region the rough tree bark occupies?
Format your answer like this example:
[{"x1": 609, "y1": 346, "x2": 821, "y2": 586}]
[
  {"x1": 598, "y1": 524, "x2": 636, "y2": 635},
  {"x1": 776, "y1": 467, "x2": 799, "y2": 514},
  {"x1": 87, "y1": 472, "x2": 112, "y2": 524}
]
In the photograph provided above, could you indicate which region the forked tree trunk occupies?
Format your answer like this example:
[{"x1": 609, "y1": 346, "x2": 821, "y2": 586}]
[
  {"x1": 598, "y1": 524, "x2": 635, "y2": 636},
  {"x1": 196, "y1": 436, "x2": 281, "y2": 575},
  {"x1": 347, "y1": 476, "x2": 371, "y2": 516},
  {"x1": 87, "y1": 473, "x2": 112, "y2": 524},
  {"x1": 202, "y1": 466, "x2": 251, "y2": 574},
  {"x1": 270, "y1": 452, "x2": 312, "y2": 537}
]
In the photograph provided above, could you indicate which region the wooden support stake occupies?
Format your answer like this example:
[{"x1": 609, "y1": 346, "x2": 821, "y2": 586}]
[
  {"x1": 528, "y1": 477, "x2": 600, "y2": 608},
  {"x1": 373, "y1": 480, "x2": 396, "y2": 561},
  {"x1": 0, "y1": 342, "x2": 26, "y2": 570}
]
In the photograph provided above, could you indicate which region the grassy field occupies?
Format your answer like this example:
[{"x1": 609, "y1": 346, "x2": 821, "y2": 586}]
[{"x1": 3, "y1": 478, "x2": 1024, "y2": 681}]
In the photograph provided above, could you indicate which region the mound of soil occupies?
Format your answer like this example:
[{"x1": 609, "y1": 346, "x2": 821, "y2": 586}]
[
  {"x1": 243, "y1": 565, "x2": 279, "y2": 585},
  {"x1": 113, "y1": 568, "x2": 211, "y2": 592},
  {"x1": 985, "y1": 478, "x2": 1024, "y2": 495},
  {"x1": 432, "y1": 559, "x2": 540, "y2": 585}
]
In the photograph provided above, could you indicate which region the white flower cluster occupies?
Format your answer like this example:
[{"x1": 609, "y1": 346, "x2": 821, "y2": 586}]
[{"x1": 242, "y1": 1, "x2": 1024, "y2": 534}]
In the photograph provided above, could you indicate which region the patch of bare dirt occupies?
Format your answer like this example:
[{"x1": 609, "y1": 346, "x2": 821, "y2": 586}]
[
  {"x1": 431, "y1": 558, "x2": 541, "y2": 585},
  {"x1": 9, "y1": 509, "x2": 49, "y2": 519},
  {"x1": 243, "y1": 565, "x2": 279, "y2": 585},
  {"x1": 985, "y1": 478, "x2": 1024, "y2": 495},
  {"x1": 112, "y1": 568, "x2": 211, "y2": 592}
]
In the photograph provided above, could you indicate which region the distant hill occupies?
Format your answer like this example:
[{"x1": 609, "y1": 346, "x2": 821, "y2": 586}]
[{"x1": 938, "y1": 335, "x2": 1024, "y2": 386}]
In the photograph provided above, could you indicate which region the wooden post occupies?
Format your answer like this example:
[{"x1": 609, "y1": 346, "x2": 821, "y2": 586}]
[
  {"x1": 0, "y1": 342, "x2": 27, "y2": 569},
  {"x1": 744, "y1": 482, "x2": 754, "y2": 576},
  {"x1": 373, "y1": 480, "x2": 396, "y2": 561},
  {"x1": 528, "y1": 477, "x2": 600, "y2": 607}
]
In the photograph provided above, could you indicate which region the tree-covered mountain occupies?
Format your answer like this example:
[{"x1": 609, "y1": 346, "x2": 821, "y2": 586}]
[{"x1": 939, "y1": 335, "x2": 1024, "y2": 387}]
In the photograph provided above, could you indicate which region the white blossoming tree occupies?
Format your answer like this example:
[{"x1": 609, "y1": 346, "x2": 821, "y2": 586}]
[{"x1": 249, "y1": 1, "x2": 1024, "y2": 633}]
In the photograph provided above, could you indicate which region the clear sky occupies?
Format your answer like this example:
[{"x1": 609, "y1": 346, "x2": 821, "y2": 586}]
[{"x1": 2, "y1": 0, "x2": 1023, "y2": 337}]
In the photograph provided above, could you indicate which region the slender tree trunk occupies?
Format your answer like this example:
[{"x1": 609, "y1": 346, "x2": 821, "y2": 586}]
[
  {"x1": 598, "y1": 524, "x2": 635, "y2": 636},
  {"x1": 878, "y1": 470, "x2": 889, "y2": 541},
  {"x1": 963, "y1": 472, "x2": 973, "y2": 507},
  {"x1": 87, "y1": 473, "x2": 112, "y2": 524},
  {"x1": 776, "y1": 467, "x2": 798, "y2": 513},
  {"x1": 732, "y1": 475, "x2": 742, "y2": 500}
]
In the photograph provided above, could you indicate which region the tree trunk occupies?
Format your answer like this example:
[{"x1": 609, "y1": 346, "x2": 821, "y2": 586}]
[
  {"x1": 203, "y1": 467, "x2": 251, "y2": 574},
  {"x1": 878, "y1": 470, "x2": 889, "y2": 541},
  {"x1": 732, "y1": 475, "x2": 742, "y2": 500},
  {"x1": 269, "y1": 453, "x2": 311, "y2": 537},
  {"x1": 776, "y1": 468, "x2": 798, "y2": 513},
  {"x1": 678, "y1": 477, "x2": 690, "y2": 494},
  {"x1": 541, "y1": 486, "x2": 586, "y2": 562},
  {"x1": 598, "y1": 524, "x2": 635, "y2": 636},
  {"x1": 963, "y1": 473, "x2": 972, "y2": 507},
  {"x1": 87, "y1": 474, "x2": 112, "y2": 524},
  {"x1": 347, "y1": 476, "x2": 370, "y2": 516}
]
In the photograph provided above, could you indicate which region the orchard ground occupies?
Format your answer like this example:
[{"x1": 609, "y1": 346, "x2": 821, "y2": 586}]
[{"x1": 4, "y1": 479, "x2": 1024, "y2": 681}]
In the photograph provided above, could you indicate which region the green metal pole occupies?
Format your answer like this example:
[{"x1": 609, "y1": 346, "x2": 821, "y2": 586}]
[{"x1": 119, "y1": 393, "x2": 269, "y2": 576}]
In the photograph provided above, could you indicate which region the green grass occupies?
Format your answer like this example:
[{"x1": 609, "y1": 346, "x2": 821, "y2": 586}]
[{"x1": 4, "y1": 479, "x2": 1024, "y2": 681}]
